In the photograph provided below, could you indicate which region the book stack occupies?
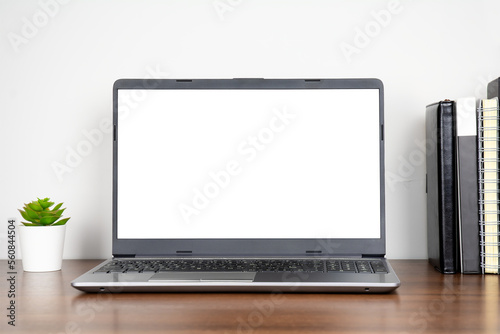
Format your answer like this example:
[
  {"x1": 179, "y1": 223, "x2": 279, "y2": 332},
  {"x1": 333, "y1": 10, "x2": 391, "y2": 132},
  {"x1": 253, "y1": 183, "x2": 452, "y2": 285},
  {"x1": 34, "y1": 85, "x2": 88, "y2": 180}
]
[{"x1": 426, "y1": 78, "x2": 500, "y2": 274}]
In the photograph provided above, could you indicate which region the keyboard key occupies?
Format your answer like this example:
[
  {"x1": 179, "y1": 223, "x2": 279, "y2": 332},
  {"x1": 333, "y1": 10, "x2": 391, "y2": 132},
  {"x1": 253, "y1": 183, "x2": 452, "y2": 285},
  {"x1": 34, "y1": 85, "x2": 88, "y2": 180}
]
[
  {"x1": 370, "y1": 261, "x2": 388, "y2": 273},
  {"x1": 355, "y1": 261, "x2": 372, "y2": 273},
  {"x1": 341, "y1": 260, "x2": 356, "y2": 272}
]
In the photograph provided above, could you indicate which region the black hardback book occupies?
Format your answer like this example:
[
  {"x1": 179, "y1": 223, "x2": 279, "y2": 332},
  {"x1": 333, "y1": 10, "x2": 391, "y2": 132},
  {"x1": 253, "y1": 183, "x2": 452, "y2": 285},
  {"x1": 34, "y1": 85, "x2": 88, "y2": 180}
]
[
  {"x1": 426, "y1": 100, "x2": 459, "y2": 274},
  {"x1": 455, "y1": 98, "x2": 480, "y2": 274},
  {"x1": 487, "y1": 77, "x2": 500, "y2": 99}
]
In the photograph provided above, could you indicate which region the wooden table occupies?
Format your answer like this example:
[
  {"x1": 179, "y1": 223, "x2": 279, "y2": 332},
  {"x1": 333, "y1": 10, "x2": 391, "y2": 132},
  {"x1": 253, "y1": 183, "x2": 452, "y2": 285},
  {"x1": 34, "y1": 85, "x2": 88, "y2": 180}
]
[{"x1": 1, "y1": 260, "x2": 499, "y2": 333}]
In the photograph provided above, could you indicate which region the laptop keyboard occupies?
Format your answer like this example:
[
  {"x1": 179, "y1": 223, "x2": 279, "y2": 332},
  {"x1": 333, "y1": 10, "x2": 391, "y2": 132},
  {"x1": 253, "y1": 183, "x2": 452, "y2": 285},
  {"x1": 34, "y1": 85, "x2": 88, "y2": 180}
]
[{"x1": 94, "y1": 259, "x2": 388, "y2": 274}]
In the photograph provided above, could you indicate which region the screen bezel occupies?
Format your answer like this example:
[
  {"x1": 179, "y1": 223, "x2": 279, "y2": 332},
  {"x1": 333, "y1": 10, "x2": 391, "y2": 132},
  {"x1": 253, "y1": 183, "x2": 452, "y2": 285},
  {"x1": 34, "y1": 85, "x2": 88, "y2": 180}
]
[{"x1": 112, "y1": 78, "x2": 386, "y2": 257}]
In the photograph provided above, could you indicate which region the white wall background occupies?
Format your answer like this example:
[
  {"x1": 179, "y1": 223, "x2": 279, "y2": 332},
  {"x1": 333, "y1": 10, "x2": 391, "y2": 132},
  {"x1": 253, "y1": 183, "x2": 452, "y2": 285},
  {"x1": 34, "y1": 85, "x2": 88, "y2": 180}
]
[{"x1": 1, "y1": 0, "x2": 499, "y2": 260}]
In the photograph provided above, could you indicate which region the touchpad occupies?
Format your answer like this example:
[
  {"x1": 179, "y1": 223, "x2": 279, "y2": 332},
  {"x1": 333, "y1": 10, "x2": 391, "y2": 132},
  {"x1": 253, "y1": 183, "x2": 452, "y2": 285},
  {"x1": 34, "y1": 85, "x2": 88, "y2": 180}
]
[{"x1": 149, "y1": 272, "x2": 256, "y2": 282}]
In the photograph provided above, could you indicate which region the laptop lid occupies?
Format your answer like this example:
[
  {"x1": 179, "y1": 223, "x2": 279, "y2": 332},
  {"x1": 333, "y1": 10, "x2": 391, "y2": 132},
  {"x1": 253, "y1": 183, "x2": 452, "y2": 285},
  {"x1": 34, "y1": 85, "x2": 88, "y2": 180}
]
[{"x1": 112, "y1": 78, "x2": 385, "y2": 258}]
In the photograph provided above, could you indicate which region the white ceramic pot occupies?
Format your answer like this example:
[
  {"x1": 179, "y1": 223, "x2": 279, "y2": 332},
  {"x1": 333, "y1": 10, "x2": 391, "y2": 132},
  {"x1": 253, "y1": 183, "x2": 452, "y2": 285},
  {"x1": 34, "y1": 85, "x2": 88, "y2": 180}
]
[{"x1": 18, "y1": 225, "x2": 66, "y2": 272}]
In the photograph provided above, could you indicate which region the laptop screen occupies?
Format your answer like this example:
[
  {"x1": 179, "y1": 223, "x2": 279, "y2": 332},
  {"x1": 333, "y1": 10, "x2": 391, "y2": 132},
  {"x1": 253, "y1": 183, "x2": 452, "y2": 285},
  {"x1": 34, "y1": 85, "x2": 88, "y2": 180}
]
[{"x1": 115, "y1": 81, "x2": 383, "y2": 243}]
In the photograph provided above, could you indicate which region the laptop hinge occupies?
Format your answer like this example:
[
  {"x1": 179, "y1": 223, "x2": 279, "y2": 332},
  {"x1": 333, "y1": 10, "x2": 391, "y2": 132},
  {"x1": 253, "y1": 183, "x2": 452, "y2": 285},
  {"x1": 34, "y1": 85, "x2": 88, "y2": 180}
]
[
  {"x1": 362, "y1": 254, "x2": 385, "y2": 258},
  {"x1": 114, "y1": 254, "x2": 136, "y2": 258}
]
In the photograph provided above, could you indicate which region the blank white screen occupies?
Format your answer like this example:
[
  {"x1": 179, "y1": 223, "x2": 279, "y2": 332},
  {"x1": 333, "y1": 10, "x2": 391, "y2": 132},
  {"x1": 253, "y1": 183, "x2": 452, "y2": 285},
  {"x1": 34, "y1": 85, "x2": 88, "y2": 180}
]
[{"x1": 117, "y1": 89, "x2": 381, "y2": 239}]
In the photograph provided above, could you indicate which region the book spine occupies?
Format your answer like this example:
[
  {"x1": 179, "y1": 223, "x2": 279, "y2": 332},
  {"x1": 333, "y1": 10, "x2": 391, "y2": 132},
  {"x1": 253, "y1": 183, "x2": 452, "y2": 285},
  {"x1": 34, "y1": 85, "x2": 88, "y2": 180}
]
[
  {"x1": 455, "y1": 97, "x2": 480, "y2": 274},
  {"x1": 426, "y1": 100, "x2": 458, "y2": 274},
  {"x1": 438, "y1": 101, "x2": 458, "y2": 273}
]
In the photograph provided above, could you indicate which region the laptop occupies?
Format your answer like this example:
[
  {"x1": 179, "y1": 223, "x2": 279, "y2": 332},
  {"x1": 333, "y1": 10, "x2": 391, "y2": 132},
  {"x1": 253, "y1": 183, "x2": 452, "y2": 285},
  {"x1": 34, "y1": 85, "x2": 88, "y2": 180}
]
[{"x1": 71, "y1": 78, "x2": 400, "y2": 293}]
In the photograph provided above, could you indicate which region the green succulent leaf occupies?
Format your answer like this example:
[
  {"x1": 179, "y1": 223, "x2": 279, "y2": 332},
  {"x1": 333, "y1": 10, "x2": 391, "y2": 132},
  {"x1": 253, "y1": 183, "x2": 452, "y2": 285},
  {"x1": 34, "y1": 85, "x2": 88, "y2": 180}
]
[
  {"x1": 24, "y1": 205, "x2": 39, "y2": 220},
  {"x1": 28, "y1": 201, "x2": 43, "y2": 212},
  {"x1": 51, "y1": 208, "x2": 66, "y2": 216},
  {"x1": 40, "y1": 211, "x2": 61, "y2": 218},
  {"x1": 40, "y1": 215, "x2": 60, "y2": 225},
  {"x1": 21, "y1": 222, "x2": 39, "y2": 226},
  {"x1": 38, "y1": 198, "x2": 54, "y2": 210},
  {"x1": 25, "y1": 217, "x2": 40, "y2": 224},
  {"x1": 52, "y1": 203, "x2": 63, "y2": 211},
  {"x1": 52, "y1": 217, "x2": 70, "y2": 226},
  {"x1": 18, "y1": 209, "x2": 31, "y2": 221}
]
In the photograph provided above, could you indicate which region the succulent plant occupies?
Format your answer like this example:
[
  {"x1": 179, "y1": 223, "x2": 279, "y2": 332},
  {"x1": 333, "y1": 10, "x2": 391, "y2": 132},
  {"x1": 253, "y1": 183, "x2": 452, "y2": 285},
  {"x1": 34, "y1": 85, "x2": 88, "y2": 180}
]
[{"x1": 18, "y1": 197, "x2": 70, "y2": 226}]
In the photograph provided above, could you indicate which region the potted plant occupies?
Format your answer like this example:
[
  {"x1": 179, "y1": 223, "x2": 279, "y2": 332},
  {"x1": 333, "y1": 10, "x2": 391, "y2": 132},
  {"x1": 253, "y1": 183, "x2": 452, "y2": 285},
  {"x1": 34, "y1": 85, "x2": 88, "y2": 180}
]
[{"x1": 18, "y1": 197, "x2": 70, "y2": 272}]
